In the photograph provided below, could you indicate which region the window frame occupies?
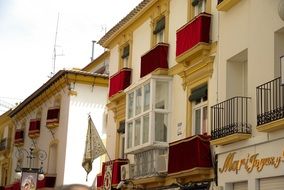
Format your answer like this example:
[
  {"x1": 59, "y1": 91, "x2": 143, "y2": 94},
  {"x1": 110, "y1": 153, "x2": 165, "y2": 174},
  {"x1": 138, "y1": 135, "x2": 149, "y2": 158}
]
[
  {"x1": 192, "y1": 97, "x2": 208, "y2": 135},
  {"x1": 125, "y1": 76, "x2": 172, "y2": 154},
  {"x1": 119, "y1": 43, "x2": 131, "y2": 69},
  {"x1": 188, "y1": 0, "x2": 211, "y2": 21}
]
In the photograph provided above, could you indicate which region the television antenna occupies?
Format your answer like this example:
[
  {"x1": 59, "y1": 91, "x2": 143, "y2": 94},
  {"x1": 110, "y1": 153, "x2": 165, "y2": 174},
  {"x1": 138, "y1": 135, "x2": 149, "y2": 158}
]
[{"x1": 49, "y1": 13, "x2": 64, "y2": 78}]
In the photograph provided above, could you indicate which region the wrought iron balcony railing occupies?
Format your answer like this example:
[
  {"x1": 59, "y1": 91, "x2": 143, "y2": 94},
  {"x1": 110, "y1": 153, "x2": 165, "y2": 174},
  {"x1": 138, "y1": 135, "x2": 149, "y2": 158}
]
[
  {"x1": 256, "y1": 77, "x2": 284, "y2": 126},
  {"x1": 211, "y1": 96, "x2": 251, "y2": 140}
]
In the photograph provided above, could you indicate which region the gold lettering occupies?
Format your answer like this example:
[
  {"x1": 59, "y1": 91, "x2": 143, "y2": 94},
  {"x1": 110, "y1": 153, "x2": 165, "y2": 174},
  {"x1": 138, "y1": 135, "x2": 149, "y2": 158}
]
[
  {"x1": 220, "y1": 151, "x2": 283, "y2": 174},
  {"x1": 219, "y1": 152, "x2": 235, "y2": 173}
]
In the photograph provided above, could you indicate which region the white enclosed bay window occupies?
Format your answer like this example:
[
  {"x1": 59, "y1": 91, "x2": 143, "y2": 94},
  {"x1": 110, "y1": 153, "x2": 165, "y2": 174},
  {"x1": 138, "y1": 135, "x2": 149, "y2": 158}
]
[{"x1": 125, "y1": 76, "x2": 171, "y2": 153}]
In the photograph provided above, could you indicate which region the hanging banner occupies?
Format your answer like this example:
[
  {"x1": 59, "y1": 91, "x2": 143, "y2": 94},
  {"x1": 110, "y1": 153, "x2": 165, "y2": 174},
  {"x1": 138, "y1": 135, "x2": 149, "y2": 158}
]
[{"x1": 103, "y1": 163, "x2": 113, "y2": 190}]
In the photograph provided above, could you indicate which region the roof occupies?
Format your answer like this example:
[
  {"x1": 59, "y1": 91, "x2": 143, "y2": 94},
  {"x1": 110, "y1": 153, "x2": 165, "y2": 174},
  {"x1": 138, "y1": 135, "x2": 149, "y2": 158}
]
[
  {"x1": 9, "y1": 69, "x2": 108, "y2": 117},
  {"x1": 82, "y1": 51, "x2": 110, "y2": 72},
  {"x1": 97, "y1": 0, "x2": 152, "y2": 47}
]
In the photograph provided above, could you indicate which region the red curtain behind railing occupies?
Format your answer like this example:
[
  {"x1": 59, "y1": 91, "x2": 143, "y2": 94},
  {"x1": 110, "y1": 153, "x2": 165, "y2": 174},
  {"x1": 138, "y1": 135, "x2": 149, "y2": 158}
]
[
  {"x1": 176, "y1": 13, "x2": 211, "y2": 57},
  {"x1": 168, "y1": 134, "x2": 212, "y2": 175},
  {"x1": 109, "y1": 68, "x2": 132, "y2": 97},
  {"x1": 140, "y1": 43, "x2": 169, "y2": 78}
]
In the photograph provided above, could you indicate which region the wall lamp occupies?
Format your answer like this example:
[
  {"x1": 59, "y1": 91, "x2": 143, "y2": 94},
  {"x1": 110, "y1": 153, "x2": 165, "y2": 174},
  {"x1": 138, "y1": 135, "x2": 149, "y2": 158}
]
[{"x1": 15, "y1": 146, "x2": 47, "y2": 183}]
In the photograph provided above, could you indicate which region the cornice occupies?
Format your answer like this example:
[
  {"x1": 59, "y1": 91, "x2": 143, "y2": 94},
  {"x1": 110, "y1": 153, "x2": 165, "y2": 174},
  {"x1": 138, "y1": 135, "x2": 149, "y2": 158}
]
[{"x1": 9, "y1": 70, "x2": 108, "y2": 119}]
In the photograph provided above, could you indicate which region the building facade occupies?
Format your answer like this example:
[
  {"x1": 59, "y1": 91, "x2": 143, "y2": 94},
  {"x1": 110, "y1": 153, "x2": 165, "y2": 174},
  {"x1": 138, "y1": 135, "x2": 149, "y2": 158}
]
[
  {"x1": 0, "y1": 110, "x2": 13, "y2": 189},
  {"x1": 96, "y1": 0, "x2": 219, "y2": 189},
  {"x1": 210, "y1": 0, "x2": 284, "y2": 190},
  {"x1": 4, "y1": 69, "x2": 108, "y2": 189}
]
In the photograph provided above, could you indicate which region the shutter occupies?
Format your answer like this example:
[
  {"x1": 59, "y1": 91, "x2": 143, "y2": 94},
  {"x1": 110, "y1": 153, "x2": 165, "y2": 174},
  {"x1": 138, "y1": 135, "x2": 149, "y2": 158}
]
[
  {"x1": 188, "y1": 85, "x2": 207, "y2": 101},
  {"x1": 121, "y1": 45, "x2": 130, "y2": 58},
  {"x1": 153, "y1": 17, "x2": 165, "y2": 34},
  {"x1": 260, "y1": 176, "x2": 284, "y2": 190},
  {"x1": 233, "y1": 181, "x2": 248, "y2": 190}
]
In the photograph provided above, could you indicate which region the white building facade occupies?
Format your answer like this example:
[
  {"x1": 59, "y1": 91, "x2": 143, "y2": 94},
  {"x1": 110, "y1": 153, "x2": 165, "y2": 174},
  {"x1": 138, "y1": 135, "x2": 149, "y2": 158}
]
[
  {"x1": 8, "y1": 69, "x2": 108, "y2": 188},
  {"x1": 210, "y1": 0, "x2": 284, "y2": 190}
]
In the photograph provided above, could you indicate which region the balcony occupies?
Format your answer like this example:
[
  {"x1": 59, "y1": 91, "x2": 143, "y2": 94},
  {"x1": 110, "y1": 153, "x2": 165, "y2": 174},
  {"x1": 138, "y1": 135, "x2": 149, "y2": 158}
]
[
  {"x1": 140, "y1": 43, "x2": 169, "y2": 78},
  {"x1": 256, "y1": 77, "x2": 284, "y2": 132},
  {"x1": 211, "y1": 96, "x2": 251, "y2": 146},
  {"x1": 133, "y1": 148, "x2": 168, "y2": 180},
  {"x1": 28, "y1": 119, "x2": 41, "y2": 138},
  {"x1": 176, "y1": 13, "x2": 211, "y2": 63},
  {"x1": 14, "y1": 129, "x2": 24, "y2": 147},
  {"x1": 46, "y1": 107, "x2": 60, "y2": 129},
  {"x1": 168, "y1": 135, "x2": 213, "y2": 180},
  {"x1": 100, "y1": 159, "x2": 128, "y2": 188},
  {"x1": 109, "y1": 68, "x2": 132, "y2": 98},
  {"x1": 217, "y1": 0, "x2": 241, "y2": 11}
]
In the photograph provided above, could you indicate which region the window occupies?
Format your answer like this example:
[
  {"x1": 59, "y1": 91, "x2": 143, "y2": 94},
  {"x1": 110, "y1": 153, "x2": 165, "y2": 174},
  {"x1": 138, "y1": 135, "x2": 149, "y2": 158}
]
[
  {"x1": 189, "y1": 85, "x2": 208, "y2": 135},
  {"x1": 121, "y1": 45, "x2": 130, "y2": 68},
  {"x1": 118, "y1": 121, "x2": 126, "y2": 159},
  {"x1": 125, "y1": 77, "x2": 171, "y2": 153},
  {"x1": 192, "y1": 0, "x2": 206, "y2": 16},
  {"x1": 153, "y1": 17, "x2": 165, "y2": 44}
]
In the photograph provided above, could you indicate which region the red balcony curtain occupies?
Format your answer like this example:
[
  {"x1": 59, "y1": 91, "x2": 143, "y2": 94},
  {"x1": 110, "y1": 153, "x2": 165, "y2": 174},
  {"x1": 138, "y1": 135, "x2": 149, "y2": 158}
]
[
  {"x1": 140, "y1": 43, "x2": 169, "y2": 78},
  {"x1": 168, "y1": 135, "x2": 212, "y2": 175},
  {"x1": 29, "y1": 119, "x2": 41, "y2": 132},
  {"x1": 109, "y1": 68, "x2": 132, "y2": 97},
  {"x1": 47, "y1": 108, "x2": 60, "y2": 120},
  {"x1": 14, "y1": 130, "x2": 24, "y2": 146},
  {"x1": 176, "y1": 13, "x2": 211, "y2": 57},
  {"x1": 37, "y1": 176, "x2": 56, "y2": 188},
  {"x1": 97, "y1": 173, "x2": 103, "y2": 188}
]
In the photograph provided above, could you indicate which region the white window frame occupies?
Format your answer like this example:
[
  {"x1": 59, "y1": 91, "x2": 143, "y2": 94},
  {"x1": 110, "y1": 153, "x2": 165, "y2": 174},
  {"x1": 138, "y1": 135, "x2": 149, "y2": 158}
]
[
  {"x1": 125, "y1": 76, "x2": 171, "y2": 154},
  {"x1": 194, "y1": 0, "x2": 206, "y2": 17},
  {"x1": 192, "y1": 98, "x2": 208, "y2": 135},
  {"x1": 119, "y1": 134, "x2": 126, "y2": 159},
  {"x1": 156, "y1": 30, "x2": 165, "y2": 44}
]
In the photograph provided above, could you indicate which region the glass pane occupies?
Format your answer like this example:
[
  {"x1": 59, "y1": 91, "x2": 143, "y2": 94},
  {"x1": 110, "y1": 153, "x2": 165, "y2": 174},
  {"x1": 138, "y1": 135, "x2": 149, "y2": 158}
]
[
  {"x1": 127, "y1": 122, "x2": 133, "y2": 149},
  {"x1": 144, "y1": 83, "x2": 150, "y2": 111},
  {"x1": 134, "y1": 119, "x2": 141, "y2": 146},
  {"x1": 194, "y1": 109, "x2": 201, "y2": 135},
  {"x1": 155, "y1": 81, "x2": 168, "y2": 109},
  {"x1": 202, "y1": 106, "x2": 208, "y2": 134},
  {"x1": 123, "y1": 56, "x2": 129, "y2": 68},
  {"x1": 128, "y1": 92, "x2": 134, "y2": 119},
  {"x1": 135, "y1": 88, "x2": 142, "y2": 115},
  {"x1": 143, "y1": 114, "x2": 149, "y2": 144},
  {"x1": 155, "y1": 113, "x2": 167, "y2": 142}
]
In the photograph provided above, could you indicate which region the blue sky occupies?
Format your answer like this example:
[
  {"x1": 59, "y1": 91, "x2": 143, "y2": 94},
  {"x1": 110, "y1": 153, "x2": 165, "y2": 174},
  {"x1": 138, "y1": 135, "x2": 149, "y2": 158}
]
[{"x1": 0, "y1": 0, "x2": 141, "y2": 113}]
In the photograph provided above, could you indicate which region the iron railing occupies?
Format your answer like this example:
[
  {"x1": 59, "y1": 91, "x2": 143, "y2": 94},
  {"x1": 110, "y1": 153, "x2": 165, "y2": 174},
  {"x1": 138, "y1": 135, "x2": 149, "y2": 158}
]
[
  {"x1": 256, "y1": 77, "x2": 284, "y2": 125},
  {"x1": 211, "y1": 96, "x2": 251, "y2": 140},
  {"x1": 134, "y1": 148, "x2": 167, "y2": 178}
]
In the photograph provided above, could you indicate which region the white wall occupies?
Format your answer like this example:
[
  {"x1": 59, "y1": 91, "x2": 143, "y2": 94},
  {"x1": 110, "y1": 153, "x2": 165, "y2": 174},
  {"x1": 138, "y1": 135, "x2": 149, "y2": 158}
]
[
  {"x1": 132, "y1": 19, "x2": 151, "y2": 83},
  {"x1": 109, "y1": 45, "x2": 119, "y2": 76},
  {"x1": 63, "y1": 84, "x2": 108, "y2": 186}
]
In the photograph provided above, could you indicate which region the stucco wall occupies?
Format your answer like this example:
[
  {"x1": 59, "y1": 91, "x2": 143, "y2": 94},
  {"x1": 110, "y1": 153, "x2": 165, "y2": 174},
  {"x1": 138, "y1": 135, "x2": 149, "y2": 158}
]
[{"x1": 63, "y1": 84, "x2": 107, "y2": 186}]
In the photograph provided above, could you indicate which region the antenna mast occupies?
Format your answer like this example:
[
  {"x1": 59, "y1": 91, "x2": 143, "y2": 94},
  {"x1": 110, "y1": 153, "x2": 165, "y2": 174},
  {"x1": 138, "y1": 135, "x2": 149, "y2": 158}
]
[{"x1": 51, "y1": 13, "x2": 60, "y2": 76}]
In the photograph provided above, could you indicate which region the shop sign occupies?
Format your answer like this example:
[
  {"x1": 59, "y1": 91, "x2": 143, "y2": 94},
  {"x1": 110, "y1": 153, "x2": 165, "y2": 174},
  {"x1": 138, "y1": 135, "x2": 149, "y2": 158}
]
[{"x1": 219, "y1": 150, "x2": 284, "y2": 174}]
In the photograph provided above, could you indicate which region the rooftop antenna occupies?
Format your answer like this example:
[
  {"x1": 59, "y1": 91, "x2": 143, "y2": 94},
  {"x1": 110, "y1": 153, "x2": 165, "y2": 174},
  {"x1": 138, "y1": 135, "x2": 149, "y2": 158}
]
[
  {"x1": 90, "y1": 40, "x2": 97, "y2": 61},
  {"x1": 50, "y1": 13, "x2": 63, "y2": 77}
]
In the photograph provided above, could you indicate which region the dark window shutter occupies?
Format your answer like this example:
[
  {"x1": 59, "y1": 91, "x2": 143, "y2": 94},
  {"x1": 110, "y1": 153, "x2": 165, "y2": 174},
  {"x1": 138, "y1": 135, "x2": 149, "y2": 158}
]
[
  {"x1": 121, "y1": 45, "x2": 130, "y2": 59},
  {"x1": 188, "y1": 85, "x2": 207, "y2": 101},
  {"x1": 153, "y1": 16, "x2": 165, "y2": 34}
]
